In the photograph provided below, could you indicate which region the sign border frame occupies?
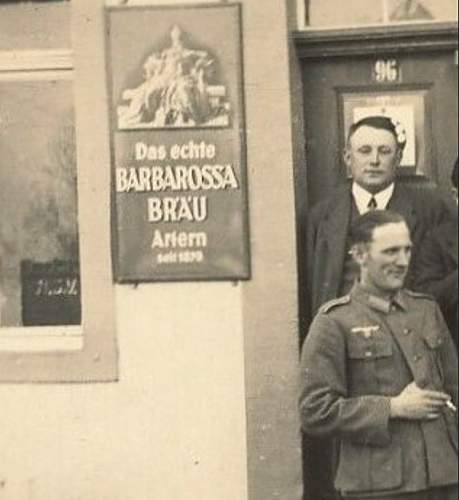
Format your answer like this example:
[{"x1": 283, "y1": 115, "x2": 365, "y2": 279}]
[{"x1": 105, "y1": 1, "x2": 251, "y2": 284}]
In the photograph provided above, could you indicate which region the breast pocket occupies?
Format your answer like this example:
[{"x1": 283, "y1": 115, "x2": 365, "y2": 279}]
[{"x1": 347, "y1": 333, "x2": 393, "y2": 394}]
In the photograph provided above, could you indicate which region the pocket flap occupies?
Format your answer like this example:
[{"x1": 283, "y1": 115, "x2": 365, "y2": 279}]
[
  {"x1": 423, "y1": 333, "x2": 444, "y2": 350},
  {"x1": 347, "y1": 335, "x2": 392, "y2": 360},
  {"x1": 335, "y1": 438, "x2": 402, "y2": 493}
]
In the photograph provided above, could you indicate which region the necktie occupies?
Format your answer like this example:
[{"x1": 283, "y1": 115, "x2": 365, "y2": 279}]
[{"x1": 367, "y1": 197, "x2": 378, "y2": 211}]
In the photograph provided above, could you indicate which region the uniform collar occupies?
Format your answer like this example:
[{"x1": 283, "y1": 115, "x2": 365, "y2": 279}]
[
  {"x1": 352, "y1": 182, "x2": 395, "y2": 214},
  {"x1": 351, "y1": 284, "x2": 408, "y2": 314}
]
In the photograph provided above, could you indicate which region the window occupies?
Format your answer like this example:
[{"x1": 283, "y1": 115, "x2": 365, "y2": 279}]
[
  {"x1": 298, "y1": 0, "x2": 458, "y2": 29},
  {"x1": 0, "y1": 49, "x2": 82, "y2": 351},
  {"x1": 0, "y1": 1, "x2": 118, "y2": 382}
]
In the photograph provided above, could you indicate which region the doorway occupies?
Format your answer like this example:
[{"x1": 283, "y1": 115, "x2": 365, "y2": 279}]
[{"x1": 295, "y1": 22, "x2": 458, "y2": 500}]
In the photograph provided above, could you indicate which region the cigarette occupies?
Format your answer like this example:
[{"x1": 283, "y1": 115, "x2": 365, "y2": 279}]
[{"x1": 446, "y1": 400, "x2": 457, "y2": 412}]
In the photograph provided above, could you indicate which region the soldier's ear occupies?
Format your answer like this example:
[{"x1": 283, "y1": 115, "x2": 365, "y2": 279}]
[{"x1": 351, "y1": 243, "x2": 368, "y2": 266}]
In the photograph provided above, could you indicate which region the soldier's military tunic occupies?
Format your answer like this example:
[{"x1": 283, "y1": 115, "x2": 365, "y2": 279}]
[{"x1": 299, "y1": 286, "x2": 458, "y2": 498}]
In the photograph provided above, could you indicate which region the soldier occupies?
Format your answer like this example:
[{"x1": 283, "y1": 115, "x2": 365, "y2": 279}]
[{"x1": 300, "y1": 210, "x2": 458, "y2": 500}]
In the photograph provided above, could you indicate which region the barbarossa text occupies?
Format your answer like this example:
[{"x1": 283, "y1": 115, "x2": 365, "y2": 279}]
[{"x1": 115, "y1": 141, "x2": 239, "y2": 223}]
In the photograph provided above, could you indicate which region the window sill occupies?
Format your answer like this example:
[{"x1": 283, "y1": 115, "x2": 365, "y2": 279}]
[{"x1": 0, "y1": 326, "x2": 83, "y2": 352}]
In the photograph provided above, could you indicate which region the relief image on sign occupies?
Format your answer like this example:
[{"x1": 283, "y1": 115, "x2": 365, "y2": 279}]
[{"x1": 117, "y1": 24, "x2": 231, "y2": 130}]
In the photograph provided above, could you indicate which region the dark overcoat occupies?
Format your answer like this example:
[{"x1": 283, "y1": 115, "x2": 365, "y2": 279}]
[
  {"x1": 413, "y1": 218, "x2": 458, "y2": 344},
  {"x1": 306, "y1": 183, "x2": 449, "y2": 317}
]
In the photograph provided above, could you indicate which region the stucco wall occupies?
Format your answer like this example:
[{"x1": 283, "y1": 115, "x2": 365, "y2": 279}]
[{"x1": 0, "y1": 1, "x2": 302, "y2": 499}]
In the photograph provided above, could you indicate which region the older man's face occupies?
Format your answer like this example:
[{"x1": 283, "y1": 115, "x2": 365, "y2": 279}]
[{"x1": 344, "y1": 125, "x2": 402, "y2": 194}]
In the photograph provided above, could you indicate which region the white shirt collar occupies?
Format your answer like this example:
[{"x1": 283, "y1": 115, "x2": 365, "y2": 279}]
[{"x1": 352, "y1": 182, "x2": 395, "y2": 215}]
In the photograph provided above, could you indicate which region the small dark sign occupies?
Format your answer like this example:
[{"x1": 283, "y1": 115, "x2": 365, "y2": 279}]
[
  {"x1": 106, "y1": 3, "x2": 250, "y2": 281},
  {"x1": 21, "y1": 260, "x2": 81, "y2": 326}
]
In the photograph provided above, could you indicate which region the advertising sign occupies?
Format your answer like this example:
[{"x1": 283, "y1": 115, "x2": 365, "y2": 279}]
[{"x1": 106, "y1": 3, "x2": 250, "y2": 281}]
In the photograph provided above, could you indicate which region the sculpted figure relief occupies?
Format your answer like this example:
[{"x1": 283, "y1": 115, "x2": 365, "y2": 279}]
[{"x1": 117, "y1": 25, "x2": 229, "y2": 129}]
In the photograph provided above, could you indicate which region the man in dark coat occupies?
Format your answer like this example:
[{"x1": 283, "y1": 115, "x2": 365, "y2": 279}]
[
  {"x1": 300, "y1": 210, "x2": 458, "y2": 500},
  {"x1": 413, "y1": 159, "x2": 458, "y2": 345},
  {"x1": 307, "y1": 116, "x2": 449, "y2": 318}
]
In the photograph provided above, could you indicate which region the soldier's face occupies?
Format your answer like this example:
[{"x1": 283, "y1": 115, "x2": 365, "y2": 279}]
[
  {"x1": 344, "y1": 126, "x2": 402, "y2": 194},
  {"x1": 360, "y1": 222, "x2": 412, "y2": 293}
]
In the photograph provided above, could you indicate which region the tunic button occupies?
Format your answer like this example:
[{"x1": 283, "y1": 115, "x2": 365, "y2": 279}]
[
  {"x1": 403, "y1": 328, "x2": 411, "y2": 335},
  {"x1": 365, "y1": 351, "x2": 373, "y2": 358}
]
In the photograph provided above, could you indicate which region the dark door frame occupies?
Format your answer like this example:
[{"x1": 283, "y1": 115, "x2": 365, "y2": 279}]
[
  {"x1": 293, "y1": 21, "x2": 458, "y2": 59},
  {"x1": 293, "y1": 22, "x2": 458, "y2": 500}
]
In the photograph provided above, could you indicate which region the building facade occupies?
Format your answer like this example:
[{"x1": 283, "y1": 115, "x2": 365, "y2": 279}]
[{"x1": 0, "y1": 1, "x2": 457, "y2": 499}]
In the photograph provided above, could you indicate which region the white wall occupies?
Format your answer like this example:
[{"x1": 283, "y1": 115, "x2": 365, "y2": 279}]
[{"x1": 0, "y1": 286, "x2": 246, "y2": 500}]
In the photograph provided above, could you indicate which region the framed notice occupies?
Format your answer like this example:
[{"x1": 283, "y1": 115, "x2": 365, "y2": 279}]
[
  {"x1": 106, "y1": 3, "x2": 250, "y2": 282},
  {"x1": 340, "y1": 88, "x2": 432, "y2": 177}
]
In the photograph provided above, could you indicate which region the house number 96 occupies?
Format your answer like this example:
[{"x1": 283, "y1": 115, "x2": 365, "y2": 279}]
[{"x1": 373, "y1": 59, "x2": 399, "y2": 82}]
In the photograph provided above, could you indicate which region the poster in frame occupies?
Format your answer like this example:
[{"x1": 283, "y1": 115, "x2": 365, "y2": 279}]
[{"x1": 340, "y1": 87, "x2": 433, "y2": 178}]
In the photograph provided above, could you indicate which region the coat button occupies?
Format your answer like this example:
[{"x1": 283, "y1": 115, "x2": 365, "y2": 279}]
[
  {"x1": 365, "y1": 351, "x2": 373, "y2": 358},
  {"x1": 403, "y1": 328, "x2": 411, "y2": 335}
]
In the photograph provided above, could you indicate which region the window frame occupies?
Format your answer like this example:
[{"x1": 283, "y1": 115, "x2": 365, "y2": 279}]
[
  {"x1": 0, "y1": 48, "x2": 118, "y2": 383},
  {"x1": 293, "y1": 21, "x2": 458, "y2": 59}
]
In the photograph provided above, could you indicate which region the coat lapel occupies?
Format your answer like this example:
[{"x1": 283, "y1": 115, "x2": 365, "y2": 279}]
[
  {"x1": 387, "y1": 184, "x2": 417, "y2": 229},
  {"x1": 324, "y1": 188, "x2": 352, "y2": 279}
]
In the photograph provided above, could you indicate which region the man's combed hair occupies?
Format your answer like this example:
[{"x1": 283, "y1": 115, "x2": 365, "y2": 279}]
[
  {"x1": 347, "y1": 115, "x2": 406, "y2": 151},
  {"x1": 350, "y1": 209, "x2": 407, "y2": 246}
]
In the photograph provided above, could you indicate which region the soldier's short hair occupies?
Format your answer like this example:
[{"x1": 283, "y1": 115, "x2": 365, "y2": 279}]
[
  {"x1": 350, "y1": 209, "x2": 408, "y2": 246},
  {"x1": 347, "y1": 115, "x2": 407, "y2": 151}
]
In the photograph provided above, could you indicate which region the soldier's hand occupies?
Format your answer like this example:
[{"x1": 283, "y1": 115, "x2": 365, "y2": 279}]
[{"x1": 390, "y1": 381, "x2": 451, "y2": 420}]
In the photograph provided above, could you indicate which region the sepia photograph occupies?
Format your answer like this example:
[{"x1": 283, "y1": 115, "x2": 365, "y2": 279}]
[{"x1": 0, "y1": 1, "x2": 457, "y2": 499}]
